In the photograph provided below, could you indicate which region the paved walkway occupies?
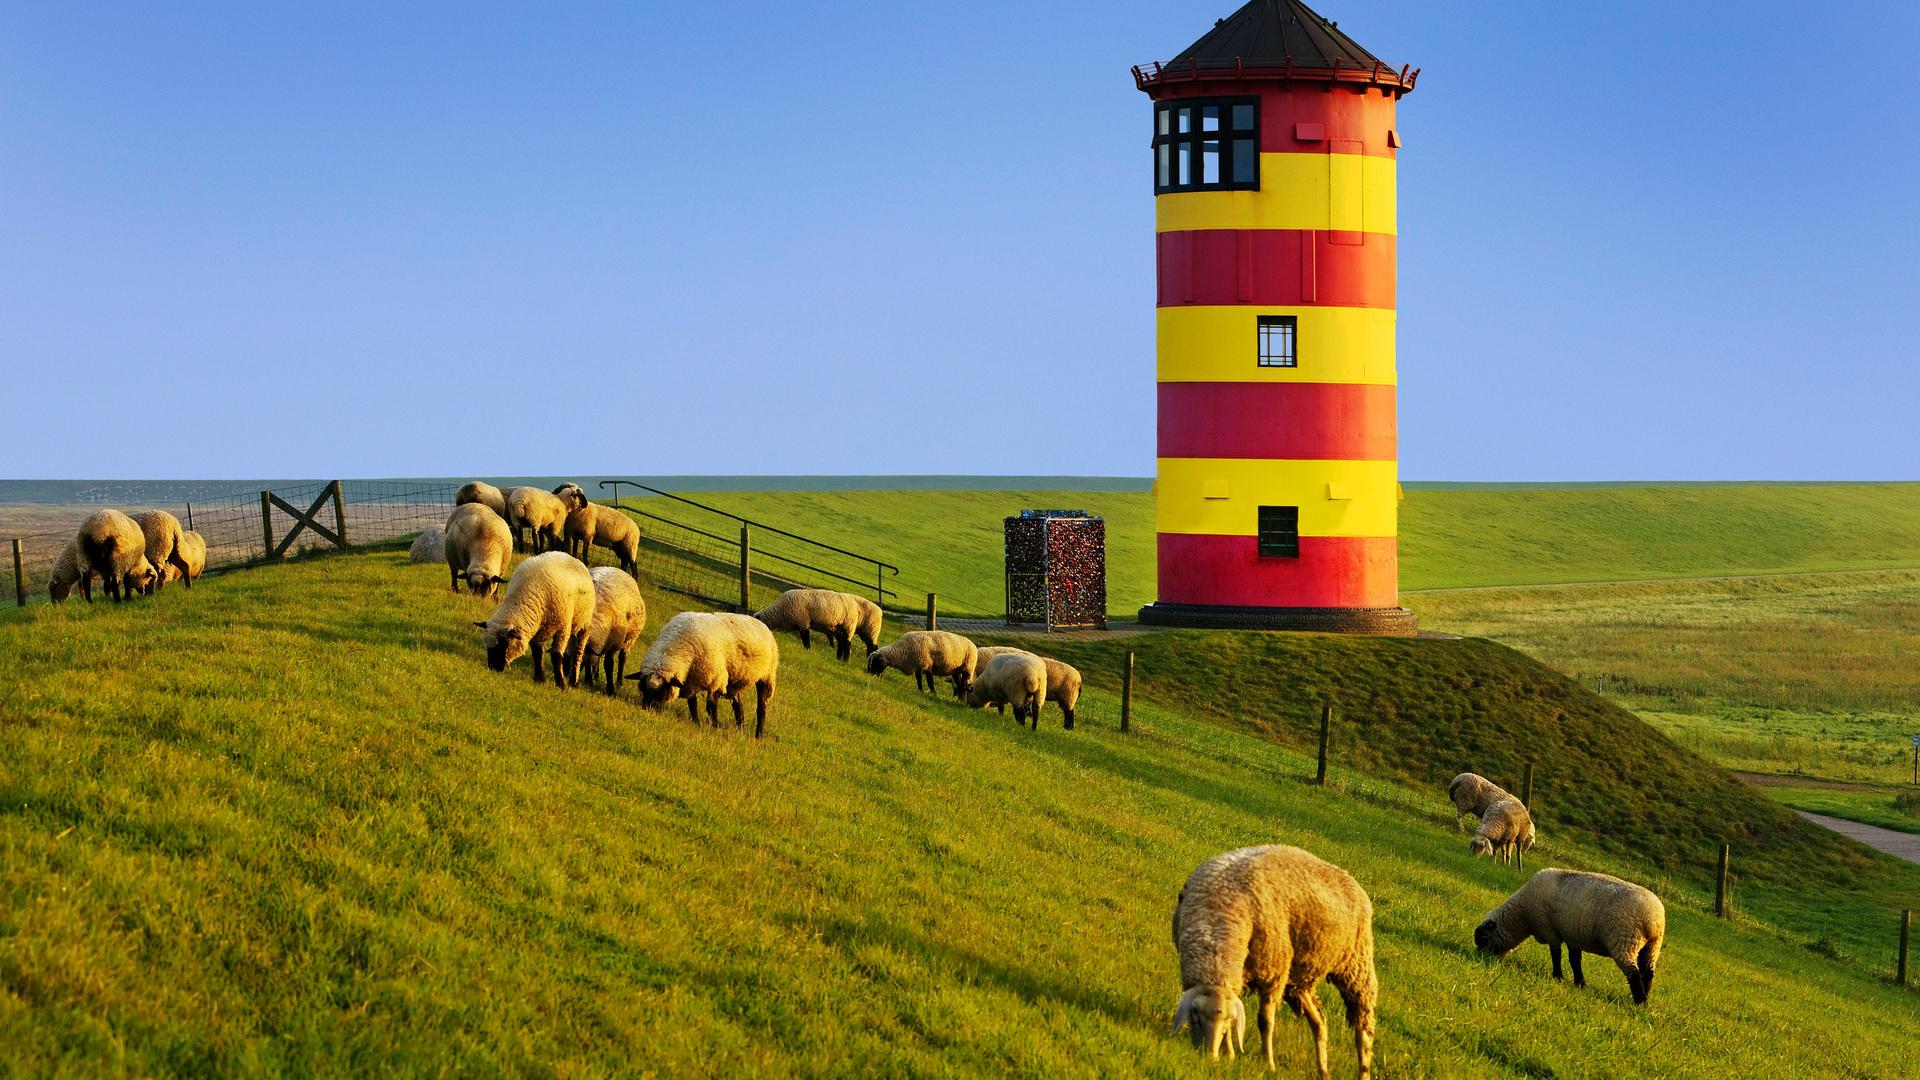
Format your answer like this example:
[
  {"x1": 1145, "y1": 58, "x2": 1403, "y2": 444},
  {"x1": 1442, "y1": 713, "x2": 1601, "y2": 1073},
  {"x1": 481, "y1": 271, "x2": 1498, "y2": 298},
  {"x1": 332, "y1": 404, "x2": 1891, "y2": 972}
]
[{"x1": 1796, "y1": 811, "x2": 1920, "y2": 866}]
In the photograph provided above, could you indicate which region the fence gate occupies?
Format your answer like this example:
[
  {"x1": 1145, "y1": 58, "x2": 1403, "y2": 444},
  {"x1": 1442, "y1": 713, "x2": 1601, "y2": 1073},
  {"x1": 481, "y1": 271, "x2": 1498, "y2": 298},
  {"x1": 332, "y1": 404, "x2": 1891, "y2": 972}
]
[{"x1": 260, "y1": 479, "x2": 349, "y2": 560}]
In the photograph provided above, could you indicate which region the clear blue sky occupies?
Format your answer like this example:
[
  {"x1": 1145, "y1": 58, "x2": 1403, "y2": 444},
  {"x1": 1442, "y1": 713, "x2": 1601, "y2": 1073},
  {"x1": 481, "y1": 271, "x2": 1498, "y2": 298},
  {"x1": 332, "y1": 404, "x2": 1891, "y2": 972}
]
[{"x1": 3, "y1": 1, "x2": 1916, "y2": 480}]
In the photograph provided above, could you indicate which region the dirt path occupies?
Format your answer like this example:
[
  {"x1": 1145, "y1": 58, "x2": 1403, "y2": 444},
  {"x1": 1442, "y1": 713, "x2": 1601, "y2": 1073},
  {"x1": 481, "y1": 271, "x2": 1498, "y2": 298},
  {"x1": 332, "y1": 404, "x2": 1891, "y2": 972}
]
[{"x1": 1796, "y1": 811, "x2": 1920, "y2": 865}]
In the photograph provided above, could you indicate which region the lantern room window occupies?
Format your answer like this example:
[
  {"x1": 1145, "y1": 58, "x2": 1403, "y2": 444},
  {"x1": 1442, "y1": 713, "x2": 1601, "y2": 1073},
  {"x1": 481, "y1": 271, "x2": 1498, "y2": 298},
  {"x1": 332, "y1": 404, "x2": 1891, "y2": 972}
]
[
  {"x1": 1154, "y1": 98, "x2": 1258, "y2": 194},
  {"x1": 1258, "y1": 315, "x2": 1297, "y2": 368},
  {"x1": 1257, "y1": 506, "x2": 1300, "y2": 559}
]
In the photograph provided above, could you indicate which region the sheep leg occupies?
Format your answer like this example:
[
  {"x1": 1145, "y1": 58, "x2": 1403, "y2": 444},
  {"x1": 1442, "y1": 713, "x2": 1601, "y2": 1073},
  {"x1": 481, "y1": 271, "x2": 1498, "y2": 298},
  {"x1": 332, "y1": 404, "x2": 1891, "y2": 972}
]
[
  {"x1": 730, "y1": 696, "x2": 745, "y2": 728},
  {"x1": 616, "y1": 649, "x2": 627, "y2": 685},
  {"x1": 706, "y1": 695, "x2": 720, "y2": 727},
  {"x1": 686, "y1": 696, "x2": 700, "y2": 724},
  {"x1": 1455, "y1": 812, "x2": 1467, "y2": 835},
  {"x1": 1636, "y1": 943, "x2": 1656, "y2": 1000},
  {"x1": 582, "y1": 655, "x2": 596, "y2": 688},
  {"x1": 1616, "y1": 954, "x2": 1647, "y2": 1004},
  {"x1": 1285, "y1": 985, "x2": 1329, "y2": 1080},
  {"x1": 1256, "y1": 988, "x2": 1278, "y2": 1070},
  {"x1": 550, "y1": 642, "x2": 568, "y2": 689},
  {"x1": 449, "y1": 566, "x2": 461, "y2": 591},
  {"x1": 532, "y1": 644, "x2": 546, "y2": 683},
  {"x1": 798, "y1": 627, "x2": 811, "y2": 650},
  {"x1": 1549, "y1": 942, "x2": 1564, "y2": 980},
  {"x1": 754, "y1": 681, "x2": 770, "y2": 738},
  {"x1": 1060, "y1": 702, "x2": 1074, "y2": 730},
  {"x1": 602, "y1": 653, "x2": 618, "y2": 696},
  {"x1": 170, "y1": 552, "x2": 192, "y2": 588},
  {"x1": 81, "y1": 575, "x2": 92, "y2": 603},
  {"x1": 1568, "y1": 947, "x2": 1585, "y2": 988}
]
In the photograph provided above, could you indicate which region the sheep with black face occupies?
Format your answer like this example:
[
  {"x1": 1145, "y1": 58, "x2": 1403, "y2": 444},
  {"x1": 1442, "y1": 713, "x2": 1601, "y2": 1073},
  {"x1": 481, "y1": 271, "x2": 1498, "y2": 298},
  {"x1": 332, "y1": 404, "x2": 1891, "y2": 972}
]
[
  {"x1": 628, "y1": 611, "x2": 780, "y2": 737},
  {"x1": 472, "y1": 551, "x2": 595, "y2": 687},
  {"x1": 1475, "y1": 868, "x2": 1665, "y2": 1006}
]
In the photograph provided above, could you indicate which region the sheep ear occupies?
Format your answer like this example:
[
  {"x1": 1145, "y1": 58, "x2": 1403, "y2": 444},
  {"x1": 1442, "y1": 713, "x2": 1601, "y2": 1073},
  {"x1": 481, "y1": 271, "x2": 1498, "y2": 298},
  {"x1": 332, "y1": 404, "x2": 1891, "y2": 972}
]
[
  {"x1": 471, "y1": 621, "x2": 488, "y2": 629},
  {"x1": 490, "y1": 575, "x2": 506, "y2": 584},
  {"x1": 1230, "y1": 996, "x2": 1246, "y2": 1054},
  {"x1": 1171, "y1": 987, "x2": 1197, "y2": 1034}
]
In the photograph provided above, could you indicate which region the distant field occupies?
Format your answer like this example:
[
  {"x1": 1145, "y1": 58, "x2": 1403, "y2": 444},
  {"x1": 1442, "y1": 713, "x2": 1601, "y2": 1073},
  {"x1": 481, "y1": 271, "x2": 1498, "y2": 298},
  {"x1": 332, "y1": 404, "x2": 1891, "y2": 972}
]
[{"x1": 1762, "y1": 784, "x2": 1920, "y2": 836}]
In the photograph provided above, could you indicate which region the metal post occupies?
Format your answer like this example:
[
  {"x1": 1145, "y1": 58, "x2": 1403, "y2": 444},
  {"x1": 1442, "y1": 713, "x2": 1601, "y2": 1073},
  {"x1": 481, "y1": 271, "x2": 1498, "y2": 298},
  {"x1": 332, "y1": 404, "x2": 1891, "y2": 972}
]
[
  {"x1": 1315, "y1": 703, "x2": 1332, "y2": 785},
  {"x1": 1911, "y1": 735, "x2": 1917, "y2": 786},
  {"x1": 1522, "y1": 762, "x2": 1534, "y2": 807},
  {"x1": 1715, "y1": 843, "x2": 1731, "y2": 918},
  {"x1": 329, "y1": 480, "x2": 348, "y2": 548},
  {"x1": 926, "y1": 592, "x2": 937, "y2": 632},
  {"x1": 1900, "y1": 909, "x2": 1912, "y2": 987},
  {"x1": 738, "y1": 525, "x2": 751, "y2": 612},
  {"x1": 185, "y1": 502, "x2": 194, "y2": 532},
  {"x1": 11, "y1": 539, "x2": 25, "y2": 607},
  {"x1": 876, "y1": 563, "x2": 884, "y2": 604},
  {"x1": 259, "y1": 491, "x2": 275, "y2": 560},
  {"x1": 1120, "y1": 651, "x2": 1134, "y2": 733}
]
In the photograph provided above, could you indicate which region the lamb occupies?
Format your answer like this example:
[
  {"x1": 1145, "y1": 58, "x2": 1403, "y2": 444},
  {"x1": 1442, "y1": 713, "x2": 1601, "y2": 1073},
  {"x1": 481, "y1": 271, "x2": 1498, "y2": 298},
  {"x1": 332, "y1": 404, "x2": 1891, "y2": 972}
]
[
  {"x1": 753, "y1": 588, "x2": 883, "y2": 661},
  {"x1": 455, "y1": 481, "x2": 508, "y2": 519},
  {"x1": 562, "y1": 501, "x2": 643, "y2": 577},
  {"x1": 444, "y1": 502, "x2": 514, "y2": 597},
  {"x1": 132, "y1": 510, "x2": 193, "y2": 593},
  {"x1": 1447, "y1": 772, "x2": 1514, "y2": 834},
  {"x1": 76, "y1": 509, "x2": 159, "y2": 602},
  {"x1": 48, "y1": 539, "x2": 94, "y2": 603},
  {"x1": 1172, "y1": 845, "x2": 1377, "y2": 1077},
  {"x1": 409, "y1": 525, "x2": 446, "y2": 564},
  {"x1": 472, "y1": 551, "x2": 595, "y2": 687},
  {"x1": 580, "y1": 566, "x2": 647, "y2": 696},
  {"x1": 1474, "y1": 868, "x2": 1665, "y2": 1006},
  {"x1": 1470, "y1": 797, "x2": 1537, "y2": 868},
  {"x1": 865, "y1": 630, "x2": 977, "y2": 694},
  {"x1": 626, "y1": 611, "x2": 780, "y2": 737},
  {"x1": 965, "y1": 651, "x2": 1047, "y2": 728},
  {"x1": 503, "y1": 486, "x2": 573, "y2": 553},
  {"x1": 159, "y1": 530, "x2": 207, "y2": 587},
  {"x1": 956, "y1": 647, "x2": 1083, "y2": 728}
]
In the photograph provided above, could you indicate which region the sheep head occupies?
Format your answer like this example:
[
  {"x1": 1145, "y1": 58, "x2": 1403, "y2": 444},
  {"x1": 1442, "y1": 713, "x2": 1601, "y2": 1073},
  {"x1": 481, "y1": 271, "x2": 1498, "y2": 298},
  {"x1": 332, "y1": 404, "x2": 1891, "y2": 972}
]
[
  {"x1": 626, "y1": 671, "x2": 683, "y2": 709},
  {"x1": 125, "y1": 559, "x2": 158, "y2": 596},
  {"x1": 475, "y1": 621, "x2": 527, "y2": 670},
  {"x1": 865, "y1": 653, "x2": 888, "y2": 676},
  {"x1": 1473, "y1": 912, "x2": 1525, "y2": 956},
  {"x1": 1171, "y1": 985, "x2": 1244, "y2": 1058},
  {"x1": 465, "y1": 569, "x2": 506, "y2": 597}
]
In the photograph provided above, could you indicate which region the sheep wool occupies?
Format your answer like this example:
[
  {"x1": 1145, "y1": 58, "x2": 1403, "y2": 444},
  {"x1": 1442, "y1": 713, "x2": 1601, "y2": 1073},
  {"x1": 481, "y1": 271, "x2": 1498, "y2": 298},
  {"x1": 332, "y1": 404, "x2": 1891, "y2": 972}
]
[
  {"x1": 581, "y1": 566, "x2": 647, "y2": 695},
  {"x1": 865, "y1": 630, "x2": 977, "y2": 694},
  {"x1": 76, "y1": 509, "x2": 158, "y2": 603},
  {"x1": 1475, "y1": 868, "x2": 1665, "y2": 1005},
  {"x1": 160, "y1": 530, "x2": 208, "y2": 586},
  {"x1": 753, "y1": 588, "x2": 881, "y2": 661},
  {"x1": 1172, "y1": 845, "x2": 1376, "y2": 1076},
  {"x1": 444, "y1": 502, "x2": 513, "y2": 598},
  {"x1": 1448, "y1": 772, "x2": 1514, "y2": 834},
  {"x1": 455, "y1": 481, "x2": 509, "y2": 520},
  {"x1": 628, "y1": 611, "x2": 780, "y2": 737},
  {"x1": 132, "y1": 510, "x2": 193, "y2": 593},
  {"x1": 965, "y1": 651, "x2": 1047, "y2": 728},
  {"x1": 562, "y1": 502, "x2": 642, "y2": 577},
  {"x1": 504, "y1": 486, "x2": 571, "y2": 553},
  {"x1": 409, "y1": 525, "x2": 447, "y2": 564},
  {"x1": 474, "y1": 551, "x2": 595, "y2": 687},
  {"x1": 955, "y1": 647, "x2": 1082, "y2": 729},
  {"x1": 48, "y1": 539, "x2": 93, "y2": 603},
  {"x1": 1470, "y1": 797, "x2": 1537, "y2": 868}
]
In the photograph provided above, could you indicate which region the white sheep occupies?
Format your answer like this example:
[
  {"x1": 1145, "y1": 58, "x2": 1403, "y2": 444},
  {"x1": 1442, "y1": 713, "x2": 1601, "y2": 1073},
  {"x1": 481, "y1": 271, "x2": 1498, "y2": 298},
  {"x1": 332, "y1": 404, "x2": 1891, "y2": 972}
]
[
  {"x1": 866, "y1": 630, "x2": 978, "y2": 694},
  {"x1": 580, "y1": 566, "x2": 647, "y2": 695},
  {"x1": 472, "y1": 551, "x2": 595, "y2": 687},
  {"x1": 627, "y1": 611, "x2": 780, "y2": 737},
  {"x1": 455, "y1": 481, "x2": 508, "y2": 520},
  {"x1": 1172, "y1": 845, "x2": 1377, "y2": 1077},
  {"x1": 965, "y1": 651, "x2": 1048, "y2": 728},
  {"x1": 159, "y1": 530, "x2": 207, "y2": 587},
  {"x1": 754, "y1": 588, "x2": 883, "y2": 661},
  {"x1": 562, "y1": 502, "x2": 642, "y2": 577},
  {"x1": 504, "y1": 486, "x2": 572, "y2": 553},
  {"x1": 132, "y1": 510, "x2": 193, "y2": 594},
  {"x1": 76, "y1": 509, "x2": 158, "y2": 602},
  {"x1": 409, "y1": 525, "x2": 447, "y2": 564},
  {"x1": 48, "y1": 539, "x2": 93, "y2": 603},
  {"x1": 444, "y1": 502, "x2": 513, "y2": 598},
  {"x1": 1447, "y1": 772, "x2": 1514, "y2": 834},
  {"x1": 955, "y1": 647, "x2": 1083, "y2": 729},
  {"x1": 1470, "y1": 797, "x2": 1537, "y2": 868},
  {"x1": 1475, "y1": 868, "x2": 1666, "y2": 1005}
]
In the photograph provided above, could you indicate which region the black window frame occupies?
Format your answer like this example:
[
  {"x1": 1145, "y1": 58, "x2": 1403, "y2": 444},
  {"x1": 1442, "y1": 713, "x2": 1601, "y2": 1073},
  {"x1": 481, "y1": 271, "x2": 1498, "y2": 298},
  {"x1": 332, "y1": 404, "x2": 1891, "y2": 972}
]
[
  {"x1": 1257, "y1": 505, "x2": 1301, "y2": 560},
  {"x1": 1258, "y1": 315, "x2": 1298, "y2": 368},
  {"x1": 1154, "y1": 97, "x2": 1259, "y2": 195}
]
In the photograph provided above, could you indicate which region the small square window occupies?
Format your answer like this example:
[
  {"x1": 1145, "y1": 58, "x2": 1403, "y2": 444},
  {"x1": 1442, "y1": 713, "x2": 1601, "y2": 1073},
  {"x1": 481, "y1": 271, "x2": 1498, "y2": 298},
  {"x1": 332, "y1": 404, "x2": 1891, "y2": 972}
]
[
  {"x1": 1231, "y1": 103, "x2": 1255, "y2": 131},
  {"x1": 1258, "y1": 315, "x2": 1297, "y2": 368},
  {"x1": 1258, "y1": 506, "x2": 1300, "y2": 559},
  {"x1": 1152, "y1": 96, "x2": 1258, "y2": 194}
]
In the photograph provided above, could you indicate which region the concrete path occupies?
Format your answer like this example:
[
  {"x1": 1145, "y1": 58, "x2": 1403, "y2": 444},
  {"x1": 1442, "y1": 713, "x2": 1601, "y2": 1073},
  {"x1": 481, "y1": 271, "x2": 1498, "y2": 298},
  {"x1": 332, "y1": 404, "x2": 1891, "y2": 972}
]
[{"x1": 1796, "y1": 811, "x2": 1920, "y2": 866}]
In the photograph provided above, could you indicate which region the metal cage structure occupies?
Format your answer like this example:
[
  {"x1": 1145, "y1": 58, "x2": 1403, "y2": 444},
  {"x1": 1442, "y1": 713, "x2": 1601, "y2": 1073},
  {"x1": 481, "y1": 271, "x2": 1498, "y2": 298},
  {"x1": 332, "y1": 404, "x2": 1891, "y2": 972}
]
[{"x1": 1004, "y1": 511, "x2": 1108, "y2": 631}]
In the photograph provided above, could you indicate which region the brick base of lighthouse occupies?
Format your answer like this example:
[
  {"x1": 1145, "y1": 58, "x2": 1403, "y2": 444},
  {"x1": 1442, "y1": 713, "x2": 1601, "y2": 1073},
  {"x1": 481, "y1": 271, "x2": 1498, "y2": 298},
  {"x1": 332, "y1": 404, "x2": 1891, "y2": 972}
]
[{"x1": 1137, "y1": 601, "x2": 1417, "y2": 635}]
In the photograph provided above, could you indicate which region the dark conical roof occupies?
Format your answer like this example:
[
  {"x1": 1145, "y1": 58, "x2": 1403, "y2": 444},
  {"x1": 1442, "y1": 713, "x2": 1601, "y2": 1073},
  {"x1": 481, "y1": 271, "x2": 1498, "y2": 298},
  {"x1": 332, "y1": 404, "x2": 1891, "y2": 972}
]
[{"x1": 1136, "y1": 0, "x2": 1416, "y2": 95}]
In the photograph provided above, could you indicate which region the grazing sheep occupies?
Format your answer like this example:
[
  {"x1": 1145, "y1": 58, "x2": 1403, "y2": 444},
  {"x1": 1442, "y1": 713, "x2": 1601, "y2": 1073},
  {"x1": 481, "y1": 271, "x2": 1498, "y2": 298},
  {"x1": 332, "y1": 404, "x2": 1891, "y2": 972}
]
[
  {"x1": 1475, "y1": 868, "x2": 1665, "y2": 1006},
  {"x1": 866, "y1": 630, "x2": 978, "y2": 694},
  {"x1": 955, "y1": 647, "x2": 1083, "y2": 728},
  {"x1": 1470, "y1": 798, "x2": 1537, "y2": 868},
  {"x1": 48, "y1": 539, "x2": 94, "y2": 603},
  {"x1": 76, "y1": 509, "x2": 159, "y2": 603},
  {"x1": 159, "y1": 530, "x2": 207, "y2": 587},
  {"x1": 966, "y1": 651, "x2": 1047, "y2": 728},
  {"x1": 562, "y1": 502, "x2": 642, "y2": 577},
  {"x1": 580, "y1": 566, "x2": 647, "y2": 696},
  {"x1": 753, "y1": 588, "x2": 882, "y2": 661},
  {"x1": 409, "y1": 525, "x2": 447, "y2": 564},
  {"x1": 132, "y1": 510, "x2": 193, "y2": 593},
  {"x1": 627, "y1": 611, "x2": 780, "y2": 737},
  {"x1": 504, "y1": 486, "x2": 571, "y2": 553},
  {"x1": 455, "y1": 481, "x2": 508, "y2": 520},
  {"x1": 444, "y1": 502, "x2": 513, "y2": 598},
  {"x1": 472, "y1": 551, "x2": 595, "y2": 687},
  {"x1": 1172, "y1": 845, "x2": 1376, "y2": 1077},
  {"x1": 1448, "y1": 772, "x2": 1514, "y2": 834}
]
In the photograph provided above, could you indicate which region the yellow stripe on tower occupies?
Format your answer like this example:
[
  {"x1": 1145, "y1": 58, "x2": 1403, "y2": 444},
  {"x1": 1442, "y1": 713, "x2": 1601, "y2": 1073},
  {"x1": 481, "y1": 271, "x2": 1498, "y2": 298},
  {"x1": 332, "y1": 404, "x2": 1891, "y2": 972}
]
[
  {"x1": 1157, "y1": 306, "x2": 1397, "y2": 384},
  {"x1": 1155, "y1": 153, "x2": 1398, "y2": 235},
  {"x1": 1155, "y1": 458, "x2": 1399, "y2": 537}
]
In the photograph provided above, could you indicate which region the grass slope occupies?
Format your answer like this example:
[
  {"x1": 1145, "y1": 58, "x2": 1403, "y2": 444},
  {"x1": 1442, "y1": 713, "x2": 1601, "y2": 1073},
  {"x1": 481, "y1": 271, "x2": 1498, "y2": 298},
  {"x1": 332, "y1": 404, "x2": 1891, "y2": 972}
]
[
  {"x1": 2, "y1": 551, "x2": 1917, "y2": 1076},
  {"x1": 680, "y1": 483, "x2": 1920, "y2": 614}
]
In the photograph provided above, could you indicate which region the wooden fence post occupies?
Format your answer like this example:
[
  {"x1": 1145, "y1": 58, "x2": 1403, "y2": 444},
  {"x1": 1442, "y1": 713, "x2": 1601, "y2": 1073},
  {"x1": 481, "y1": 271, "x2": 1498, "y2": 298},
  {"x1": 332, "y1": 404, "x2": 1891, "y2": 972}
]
[
  {"x1": 185, "y1": 502, "x2": 194, "y2": 532},
  {"x1": 259, "y1": 491, "x2": 275, "y2": 561},
  {"x1": 738, "y1": 525, "x2": 751, "y2": 612},
  {"x1": 11, "y1": 539, "x2": 25, "y2": 607},
  {"x1": 329, "y1": 480, "x2": 348, "y2": 548},
  {"x1": 1120, "y1": 651, "x2": 1134, "y2": 733},
  {"x1": 926, "y1": 592, "x2": 937, "y2": 631},
  {"x1": 1715, "y1": 843, "x2": 1731, "y2": 918},
  {"x1": 1900, "y1": 909, "x2": 1912, "y2": 987},
  {"x1": 1521, "y1": 762, "x2": 1534, "y2": 807},
  {"x1": 1315, "y1": 703, "x2": 1332, "y2": 785}
]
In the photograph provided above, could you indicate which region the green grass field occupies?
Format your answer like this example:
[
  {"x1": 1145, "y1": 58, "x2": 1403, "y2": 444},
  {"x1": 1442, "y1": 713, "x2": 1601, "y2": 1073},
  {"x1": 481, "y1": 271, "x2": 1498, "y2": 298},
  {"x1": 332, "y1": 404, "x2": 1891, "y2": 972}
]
[
  {"x1": 2, "y1": 548, "x2": 1918, "y2": 1076},
  {"x1": 1761, "y1": 784, "x2": 1920, "y2": 836}
]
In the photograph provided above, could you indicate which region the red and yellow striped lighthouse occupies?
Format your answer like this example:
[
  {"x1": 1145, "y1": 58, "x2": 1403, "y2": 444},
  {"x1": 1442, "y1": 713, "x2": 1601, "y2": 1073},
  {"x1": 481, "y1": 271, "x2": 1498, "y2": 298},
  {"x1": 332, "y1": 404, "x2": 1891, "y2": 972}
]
[{"x1": 1135, "y1": 0, "x2": 1418, "y2": 634}]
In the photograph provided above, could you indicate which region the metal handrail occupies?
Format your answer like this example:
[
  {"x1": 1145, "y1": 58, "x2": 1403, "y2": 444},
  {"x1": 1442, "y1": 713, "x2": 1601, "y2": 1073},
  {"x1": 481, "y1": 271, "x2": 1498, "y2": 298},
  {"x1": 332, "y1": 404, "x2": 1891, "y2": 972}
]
[
  {"x1": 615, "y1": 504, "x2": 898, "y2": 601},
  {"x1": 597, "y1": 479, "x2": 899, "y2": 574}
]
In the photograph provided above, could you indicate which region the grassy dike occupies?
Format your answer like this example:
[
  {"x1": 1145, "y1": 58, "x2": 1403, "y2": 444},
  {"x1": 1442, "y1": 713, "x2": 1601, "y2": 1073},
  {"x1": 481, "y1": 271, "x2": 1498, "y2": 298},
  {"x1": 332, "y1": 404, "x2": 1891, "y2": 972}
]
[{"x1": 1, "y1": 549, "x2": 1916, "y2": 1076}]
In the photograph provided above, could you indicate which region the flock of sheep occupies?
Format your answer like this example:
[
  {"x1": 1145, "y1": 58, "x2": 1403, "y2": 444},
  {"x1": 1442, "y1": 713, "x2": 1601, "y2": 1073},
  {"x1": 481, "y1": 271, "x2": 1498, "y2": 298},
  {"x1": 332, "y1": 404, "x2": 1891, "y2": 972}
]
[{"x1": 47, "y1": 507, "x2": 206, "y2": 602}]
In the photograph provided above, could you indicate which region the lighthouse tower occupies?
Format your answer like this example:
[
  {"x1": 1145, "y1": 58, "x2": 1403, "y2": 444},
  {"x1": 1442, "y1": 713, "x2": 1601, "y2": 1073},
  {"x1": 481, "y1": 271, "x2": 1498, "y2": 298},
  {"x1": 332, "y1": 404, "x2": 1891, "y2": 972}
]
[{"x1": 1135, "y1": 0, "x2": 1417, "y2": 634}]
